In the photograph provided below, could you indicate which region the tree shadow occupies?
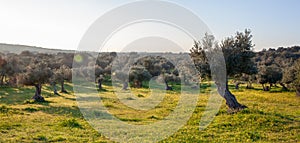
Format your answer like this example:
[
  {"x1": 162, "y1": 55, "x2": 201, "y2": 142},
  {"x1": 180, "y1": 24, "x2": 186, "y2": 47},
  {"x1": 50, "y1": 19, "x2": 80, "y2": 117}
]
[
  {"x1": 38, "y1": 105, "x2": 83, "y2": 118},
  {"x1": 0, "y1": 86, "x2": 37, "y2": 105},
  {"x1": 26, "y1": 100, "x2": 55, "y2": 106}
]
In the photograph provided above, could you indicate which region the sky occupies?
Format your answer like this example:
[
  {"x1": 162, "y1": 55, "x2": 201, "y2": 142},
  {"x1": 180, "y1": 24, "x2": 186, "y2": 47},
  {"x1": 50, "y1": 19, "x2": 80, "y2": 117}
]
[{"x1": 0, "y1": 0, "x2": 299, "y2": 52}]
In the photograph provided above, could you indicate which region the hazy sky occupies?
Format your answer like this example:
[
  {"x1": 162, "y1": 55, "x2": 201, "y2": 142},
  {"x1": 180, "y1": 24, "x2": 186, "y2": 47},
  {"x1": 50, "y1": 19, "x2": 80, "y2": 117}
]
[{"x1": 0, "y1": 0, "x2": 299, "y2": 51}]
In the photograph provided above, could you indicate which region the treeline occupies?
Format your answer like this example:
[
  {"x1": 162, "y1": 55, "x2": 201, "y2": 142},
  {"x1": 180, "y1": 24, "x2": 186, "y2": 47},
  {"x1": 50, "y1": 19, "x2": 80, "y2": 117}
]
[{"x1": 255, "y1": 46, "x2": 300, "y2": 92}]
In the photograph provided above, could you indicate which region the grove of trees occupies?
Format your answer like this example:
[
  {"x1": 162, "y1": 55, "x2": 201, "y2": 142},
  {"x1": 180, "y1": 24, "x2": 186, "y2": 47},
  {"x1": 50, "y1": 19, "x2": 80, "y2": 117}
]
[{"x1": 0, "y1": 30, "x2": 299, "y2": 105}]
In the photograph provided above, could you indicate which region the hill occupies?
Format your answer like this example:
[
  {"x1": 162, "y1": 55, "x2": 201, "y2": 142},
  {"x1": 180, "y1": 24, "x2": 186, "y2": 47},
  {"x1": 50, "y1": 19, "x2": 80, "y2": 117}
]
[{"x1": 0, "y1": 43, "x2": 74, "y2": 54}]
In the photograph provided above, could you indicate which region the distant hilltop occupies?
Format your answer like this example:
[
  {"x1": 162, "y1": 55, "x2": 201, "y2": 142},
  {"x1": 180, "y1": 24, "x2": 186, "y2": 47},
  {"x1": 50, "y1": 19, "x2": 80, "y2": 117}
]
[{"x1": 0, "y1": 43, "x2": 74, "y2": 54}]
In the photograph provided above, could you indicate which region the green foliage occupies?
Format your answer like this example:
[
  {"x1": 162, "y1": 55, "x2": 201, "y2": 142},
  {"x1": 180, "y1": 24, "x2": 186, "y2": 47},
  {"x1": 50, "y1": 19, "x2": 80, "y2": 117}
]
[
  {"x1": 257, "y1": 64, "x2": 282, "y2": 85},
  {"x1": 53, "y1": 65, "x2": 72, "y2": 83},
  {"x1": 17, "y1": 60, "x2": 53, "y2": 86},
  {"x1": 292, "y1": 59, "x2": 300, "y2": 86},
  {"x1": 221, "y1": 29, "x2": 257, "y2": 76},
  {"x1": 190, "y1": 29, "x2": 257, "y2": 81}
]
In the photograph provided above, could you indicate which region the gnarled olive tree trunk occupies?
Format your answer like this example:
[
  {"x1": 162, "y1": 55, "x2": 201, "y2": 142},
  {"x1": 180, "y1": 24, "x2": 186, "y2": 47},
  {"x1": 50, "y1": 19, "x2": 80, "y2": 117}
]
[
  {"x1": 217, "y1": 81, "x2": 247, "y2": 113},
  {"x1": 32, "y1": 84, "x2": 45, "y2": 102}
]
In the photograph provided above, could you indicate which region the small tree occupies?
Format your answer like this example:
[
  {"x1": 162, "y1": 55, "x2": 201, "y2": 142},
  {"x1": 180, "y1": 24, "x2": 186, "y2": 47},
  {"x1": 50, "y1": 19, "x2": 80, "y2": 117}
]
[
  {"x1": 284, "y1": 59, "x2": 300, "y2": 96},
  {"x1": 257, "y1": 65, "x2": 282, "y2": 91},
  {"x1": 239, "y1": 74, "x2": 256, "y2": 89},
  {"x1": 0, "y1": 55, "x2": 22, "y2": 86},
  {"x1": 18, "y1": 61, "x2": 53, "y2": 102},
  {"x1": 54, "y1": 65, "x2": 72, "y2": 93},
  {"x1": 294, "y1": 60, "x2": 300, "y2": 96},
  {"x1": 281, "y1": 66, "x2": 297, "y2": 91}
]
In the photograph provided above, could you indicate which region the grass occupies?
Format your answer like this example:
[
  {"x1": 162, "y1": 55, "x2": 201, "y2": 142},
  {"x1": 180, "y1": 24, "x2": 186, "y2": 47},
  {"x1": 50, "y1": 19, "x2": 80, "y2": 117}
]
[{"x1": 0, "y1": 82, "x2": 299, "y2": 142}]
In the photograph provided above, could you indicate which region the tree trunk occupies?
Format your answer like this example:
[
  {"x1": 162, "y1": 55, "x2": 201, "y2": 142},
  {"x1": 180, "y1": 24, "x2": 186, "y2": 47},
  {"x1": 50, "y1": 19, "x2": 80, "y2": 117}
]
[
  {"x1": 133, "y1": 80, "x2": 142, "y2": 88},
  {"x1": 122, "y1": 82, "x2": 128, "y2": 90},
  {"x1": 262, "y1": 84, "x2": 269, "y2": 91},
  {"x1": 235, "y1": 82, "x2": 240, "y2": 90},
  {"x1": 280, "y1": 83, "x2": 289, "y2": 91},
  {"x1": 246, "y1": 82, "x2": 253, "y2": 89},
  {"x1": 0, "y1": 74, "x2": 4, "y2": 86},
  {"x1": 98, "y1": 78, "x2": 102, "y2": 90},
  {"x1": 217, "y1": 81, "x2": 247, "y2": 113},
  {"x1": 52, "y1": 82, "x2": 59, "y2": 95},
  {"x1": 165, "y1": 81, "x2": 173, "y2": 91},
  {"x1": 32, "y1": 84, "x2": 45, "y2": 102},
  {"x1": 61, "y1": 81, "x2": 68, "y2": 93}
]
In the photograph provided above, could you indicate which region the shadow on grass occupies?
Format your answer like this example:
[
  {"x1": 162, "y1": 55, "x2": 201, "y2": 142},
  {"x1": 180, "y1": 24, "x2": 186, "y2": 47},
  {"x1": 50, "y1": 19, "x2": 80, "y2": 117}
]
[
  {"x1": 24, "y1": 100, "x2": 55, "y2": 106},
  {"x1": 97, "y1": 88, "x2": 108, "y2": 92},
  {"x1": 38, "y1": 105, "x2": 83, "y2": 118}
]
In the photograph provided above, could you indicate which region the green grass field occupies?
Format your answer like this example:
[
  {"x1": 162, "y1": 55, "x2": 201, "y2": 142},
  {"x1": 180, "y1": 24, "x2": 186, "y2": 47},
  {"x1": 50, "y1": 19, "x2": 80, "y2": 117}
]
[{"x1": 0, "y1": 83, "x2": 299, "y2": 142}]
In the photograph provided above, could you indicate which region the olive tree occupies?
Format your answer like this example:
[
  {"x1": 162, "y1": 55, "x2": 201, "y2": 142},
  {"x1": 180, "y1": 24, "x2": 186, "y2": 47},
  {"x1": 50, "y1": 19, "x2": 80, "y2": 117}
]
[
  {"x1": 294, "y1": 65, "x2": 300, "y2": 96},
  {"x1": 191, "y1": 30, "x2": 256, "y2": 112},
  {"x1": 257, "y1": 65, "x2": 282, "y2": 91},
  {"x1": 281, "y1": 66, "x2": 297, "y2": 91},
  {"x1": 0, "y1": 55, "x2": 22, "y2": 86},
  {"x1": 282, "y1": 59, "x2": 300, "y2": 96},
  {"x1": 17, "y1": 60, "x2": 53, "y2": 102},
  {"x1": 53, "y1": 65, "x2": 72, "y2": 93}
]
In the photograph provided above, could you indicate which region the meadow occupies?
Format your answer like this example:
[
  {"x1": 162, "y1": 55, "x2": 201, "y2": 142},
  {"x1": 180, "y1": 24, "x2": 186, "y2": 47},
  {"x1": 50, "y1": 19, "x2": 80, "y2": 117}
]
[{"x1": 0, "y1": 82, "x2": 299, "y2": 142}]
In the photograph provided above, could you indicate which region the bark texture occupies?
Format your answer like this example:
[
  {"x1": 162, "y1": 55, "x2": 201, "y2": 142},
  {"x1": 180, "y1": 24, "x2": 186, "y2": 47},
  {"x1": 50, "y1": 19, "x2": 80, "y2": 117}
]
[{"x1": 217, "y1": 81, "x2": 247, "y2": 113}]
